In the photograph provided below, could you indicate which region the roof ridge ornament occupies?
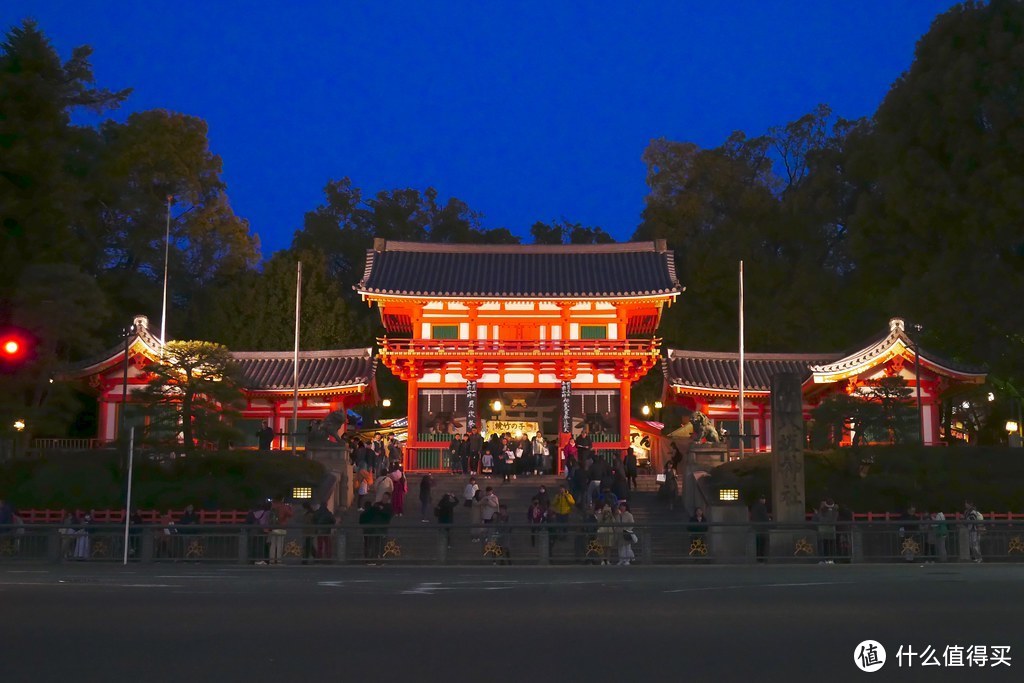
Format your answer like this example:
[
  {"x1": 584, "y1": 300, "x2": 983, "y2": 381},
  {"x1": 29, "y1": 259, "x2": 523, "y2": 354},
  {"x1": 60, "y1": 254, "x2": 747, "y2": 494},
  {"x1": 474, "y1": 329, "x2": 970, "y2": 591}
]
[{"x1": 889, "y1": 318, "x2": 905, "y2": 332}]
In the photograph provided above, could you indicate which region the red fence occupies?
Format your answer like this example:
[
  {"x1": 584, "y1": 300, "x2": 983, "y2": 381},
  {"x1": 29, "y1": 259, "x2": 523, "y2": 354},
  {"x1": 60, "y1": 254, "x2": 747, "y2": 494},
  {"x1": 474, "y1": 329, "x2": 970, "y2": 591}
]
[
  {"x1": 13, "y1": 508, "x2": 1024, "y2": 525},
  {"x1": 15, "y1": 509, "x2": 249, "y2": 524}
]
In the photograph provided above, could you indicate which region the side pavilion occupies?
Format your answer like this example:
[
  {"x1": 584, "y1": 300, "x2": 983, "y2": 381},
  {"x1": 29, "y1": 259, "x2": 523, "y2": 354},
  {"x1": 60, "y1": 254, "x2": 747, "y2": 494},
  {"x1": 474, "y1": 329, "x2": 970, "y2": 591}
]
[
  {"x1": 662, "y1": 318, "x2": 986, "y2": 450},
  {"x1": 60, "y1": 315, "x2": 377, "y2": 450}
]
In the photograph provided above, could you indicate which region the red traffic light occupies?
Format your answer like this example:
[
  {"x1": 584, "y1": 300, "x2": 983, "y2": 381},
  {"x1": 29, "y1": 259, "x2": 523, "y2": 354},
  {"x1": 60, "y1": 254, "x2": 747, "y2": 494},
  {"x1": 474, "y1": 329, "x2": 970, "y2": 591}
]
[{"x1": 0, "y1": 328, "x2": 35, "y2": 371}]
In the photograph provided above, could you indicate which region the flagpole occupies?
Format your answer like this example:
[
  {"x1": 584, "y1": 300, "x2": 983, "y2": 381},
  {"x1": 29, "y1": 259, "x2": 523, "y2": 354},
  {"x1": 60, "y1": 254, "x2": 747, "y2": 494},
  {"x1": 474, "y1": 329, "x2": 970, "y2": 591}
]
[
  {"x1": 159, "y1": 195, "x2": 172, "y2": 355},
  {"x1": 292, "y1": 261, "x2": 302, "y2": 456},
  {"x1": 738, "y1": 260, "x2": 745, "y2": 459},
  {"x1": 122, "y1": 426, "x2": 135, "y2": 565}
]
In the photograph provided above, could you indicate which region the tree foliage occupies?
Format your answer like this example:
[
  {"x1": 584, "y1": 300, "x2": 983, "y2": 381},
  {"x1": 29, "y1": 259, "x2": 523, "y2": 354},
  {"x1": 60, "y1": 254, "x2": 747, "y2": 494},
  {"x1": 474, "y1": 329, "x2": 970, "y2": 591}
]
[
  {"x1": 811, "y1": 377, "x2": 919, "y2": 447},
  {"x1": 137, "y1": 341, "x2": 244, "y2": 449},
  {"x1": 198, "y1": 248, "x2": 360, "y2": 351},
  {"x1": 842, "y1": 0, "x2": 1024, "y2": 381},
  {"x1": 530, "y1": 220, "x2": 614, "y2": 245}
]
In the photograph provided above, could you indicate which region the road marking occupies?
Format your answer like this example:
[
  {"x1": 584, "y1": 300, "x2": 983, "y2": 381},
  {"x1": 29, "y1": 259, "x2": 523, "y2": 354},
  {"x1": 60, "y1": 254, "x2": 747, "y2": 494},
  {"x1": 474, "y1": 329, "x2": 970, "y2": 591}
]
[
  {"x1": 317, "y1": 580, "x2": 374, "y2": 587},
  {"x1": 403, "y1": 582, "x2": 449, "y2": 595},
  {"x1": 0, "y1": 581, "x2": 181, "y2": 588},
  {"x1": 155, "y1": 575, "x2": 232, "y2": 579},
  {"x1": 664, "y1": 581, "x2": 854, "y2": 593}
]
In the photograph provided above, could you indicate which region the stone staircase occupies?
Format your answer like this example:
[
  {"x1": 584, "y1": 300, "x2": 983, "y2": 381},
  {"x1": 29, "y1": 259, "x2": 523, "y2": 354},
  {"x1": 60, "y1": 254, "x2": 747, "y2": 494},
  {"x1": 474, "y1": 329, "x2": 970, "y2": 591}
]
[{"x1": 344, "y1": 472, "x2": 693, "y2": 564}]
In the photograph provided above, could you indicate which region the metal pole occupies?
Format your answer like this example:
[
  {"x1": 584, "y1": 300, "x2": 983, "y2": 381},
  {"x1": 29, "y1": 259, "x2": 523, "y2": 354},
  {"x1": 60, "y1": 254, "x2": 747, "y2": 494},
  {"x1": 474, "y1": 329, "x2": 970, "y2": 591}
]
[
  {"x1": 292, "y1": 261, "x2": 302, "y2": 456},
  {"x1": 122, "y1": 427, "x2": 135, "y2": 566},
  {"x1": 120, "y1": 327, "x2": 131, "y2": 441},
  {"x1": 160, "y1": 195, "x2": 172, "y2": 352},
  {"x1": 738, "y1": 260, "x2": 745, "y2": 459},
  {"x1": 913, "y1": 323, "x2": 924, "y2": 444}
]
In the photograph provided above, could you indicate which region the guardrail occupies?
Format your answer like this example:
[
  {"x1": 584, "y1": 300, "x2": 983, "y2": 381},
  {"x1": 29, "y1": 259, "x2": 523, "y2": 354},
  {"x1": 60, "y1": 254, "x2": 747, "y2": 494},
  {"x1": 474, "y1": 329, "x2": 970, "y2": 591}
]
[{"x1": 1, "y1": 520, "x2": 1020, "y2": 565}]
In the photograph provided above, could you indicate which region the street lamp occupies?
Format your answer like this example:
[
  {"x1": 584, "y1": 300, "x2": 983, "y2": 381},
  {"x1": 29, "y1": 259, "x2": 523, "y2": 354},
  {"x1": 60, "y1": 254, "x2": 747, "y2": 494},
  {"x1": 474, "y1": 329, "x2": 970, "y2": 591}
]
[
  {"x1": 381, "y1": 398, "x2": 392, "y2": 408},
  {"x1": 13, "y1": 419, "x2": 25, "y2": 432},
  {"x1": 491, "y1": 399, "x2": 502, "y2": 413},
  {"x1": 1009, "y1": 421, "x2": 1021, "y2": 448},
  {"x1": 641, "y1": 404, "x2": 651, "y2": 417}
]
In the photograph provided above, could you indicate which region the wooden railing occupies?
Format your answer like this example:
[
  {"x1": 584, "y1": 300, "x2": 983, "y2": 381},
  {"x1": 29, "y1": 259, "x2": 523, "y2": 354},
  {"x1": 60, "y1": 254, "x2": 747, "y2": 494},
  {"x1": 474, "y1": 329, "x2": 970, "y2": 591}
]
[{"x1": 378, "y1": 337, "x2": 661, "y2": 358}]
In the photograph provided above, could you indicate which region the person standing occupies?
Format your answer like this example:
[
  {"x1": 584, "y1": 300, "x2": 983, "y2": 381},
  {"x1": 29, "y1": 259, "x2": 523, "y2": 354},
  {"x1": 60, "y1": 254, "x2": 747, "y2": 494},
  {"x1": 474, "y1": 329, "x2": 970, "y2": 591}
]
[
  {"x1": 257, "y1": 420, "x2": 274, "y2": 451},
  {"x1": 419, "y1": 473, "x2": 434, "y2": 522},
  {"x1": 300, "y1": 502, "x2": 316, "y2": 563},
  {"x1": 561, "y1": 437, "x2": 578, "y2": 475},
  {"x1": 391, "y1": 468, "x2": 408, "y2": 517},
  {"x1": 964, "y1": 500, "x2": 984, "y2": 563},
  {"x1": 623, "y1": 448, "x2": 639, "y2": 491},
  {"x1": 387, "y1": 437, "x2": 403, "y2": 469},
  {"x1": 481, "y1": 487, "x2": 500, "y2": 527},
  {"x1": 267, "y1": 496, "x2": 294, "y2": 565},
  {"x1": 597, "y1": 502, "x2": 617, "y2": 565},
  {"x1": 815, "y1": 499, "x2": 838, "y2": 564},
  {"x1": 527, "y1": 498, "x2": 546, "y2": 548},
  {"x1": 898, "y1": 504, "x2": 920, "y2": 563},
  {"x1": 575, "y1": 428, "x2": 593, "y2": 468},
  {"x1": 448, "y1": 433, "x2": 465, "y2": 474},
  {"x1": 531, "y1": 432, "x2": 548, "y2": 475},
  {"x1": 435, "y1": 492, "x2": 458, "y2": 549},
  {"x1": 312, "y1": 501, "x2": 335, "y2": 560},
  {"x1": 616, "y1": 500, "x2": 636, "y2": 565},
  {"x1": 658, "y1": 464, "x2": 678, "y2": 511},
  {"x1": 750, "y1": 494, "x2": 771, "y2": 562},
  {"x1": 923, "y1": 506, "x2": 947, "y2": 564},
  {"x1": 371, "y1": 434, "x2": 385, "y2": 473},
  {"x1": 462, "y1": 477, "x2": 479, "y2": 509},
  {"x1": 551, "y1": 485, "x2": 575, "y2": 543},
  {"x1": 688, "y1": 507, "x2": 708, "y2": 550},
  {"x1": 468, "y1": 427, "x2": 485, "y2": 474}
]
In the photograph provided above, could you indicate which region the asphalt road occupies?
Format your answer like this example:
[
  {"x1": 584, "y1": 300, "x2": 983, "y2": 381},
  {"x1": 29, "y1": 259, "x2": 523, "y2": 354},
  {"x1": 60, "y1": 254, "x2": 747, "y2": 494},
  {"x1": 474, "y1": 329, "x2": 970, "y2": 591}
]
[{"x1": 1, "y1": 563, "x2": 1021, "y2": 682}]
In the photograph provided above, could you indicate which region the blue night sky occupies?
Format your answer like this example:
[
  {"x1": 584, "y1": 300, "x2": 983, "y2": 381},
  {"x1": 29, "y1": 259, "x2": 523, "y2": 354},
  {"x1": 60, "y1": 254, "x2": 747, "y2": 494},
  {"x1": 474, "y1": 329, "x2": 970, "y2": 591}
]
[{"x1": 4, "y1": 1, "x2": 960, "y2": 257}]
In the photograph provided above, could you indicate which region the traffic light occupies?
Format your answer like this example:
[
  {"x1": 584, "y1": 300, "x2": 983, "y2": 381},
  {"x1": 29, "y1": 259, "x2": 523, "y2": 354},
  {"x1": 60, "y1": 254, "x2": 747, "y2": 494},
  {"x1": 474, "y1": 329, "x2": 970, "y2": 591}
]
[{"x1": 0, "y1": 328, "x2": 35, "y2": 373}]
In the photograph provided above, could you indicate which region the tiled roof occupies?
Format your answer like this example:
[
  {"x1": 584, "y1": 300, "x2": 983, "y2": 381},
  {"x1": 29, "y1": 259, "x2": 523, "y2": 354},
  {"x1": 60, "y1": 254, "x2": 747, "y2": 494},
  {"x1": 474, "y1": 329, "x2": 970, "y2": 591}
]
[
  {"x1": 231, "y1": 348, "x2": 376, "y2": 392},
  {"x1": 664, "y1": 350, "x2": 840, "y2": 392},
  {"x1": 356, "y1": 239, "x2": 682, "y2": 299},
  {"x1": 664, "y1": 319, "x2": 987, "y2": 391},
  {"x1": 809, "y1": 318, "x2": 986, "y2": 378}
]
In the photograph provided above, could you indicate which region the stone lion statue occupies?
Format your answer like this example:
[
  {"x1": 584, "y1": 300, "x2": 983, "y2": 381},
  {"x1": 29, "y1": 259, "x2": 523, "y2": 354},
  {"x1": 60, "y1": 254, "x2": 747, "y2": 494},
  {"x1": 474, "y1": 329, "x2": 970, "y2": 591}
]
[{"x1": 691, "y1": 410, "x2": 721, "y2": 444}]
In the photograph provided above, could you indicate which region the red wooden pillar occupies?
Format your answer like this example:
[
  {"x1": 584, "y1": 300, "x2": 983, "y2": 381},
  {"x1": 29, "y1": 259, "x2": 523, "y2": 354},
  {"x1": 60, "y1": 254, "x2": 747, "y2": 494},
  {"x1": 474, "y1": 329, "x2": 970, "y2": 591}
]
[
  {"x1": 620, "y1": 380, "x2": 631, "y2": 451},
  {"x1": 271, "y1": 400, "x2": 281, "y2": 450},
  {"x1": 406, "y1": 378, "x2": 418, "y2": 470},
  {"x1": 757, "y1": 401, "x2": 767, "y2": 452}
]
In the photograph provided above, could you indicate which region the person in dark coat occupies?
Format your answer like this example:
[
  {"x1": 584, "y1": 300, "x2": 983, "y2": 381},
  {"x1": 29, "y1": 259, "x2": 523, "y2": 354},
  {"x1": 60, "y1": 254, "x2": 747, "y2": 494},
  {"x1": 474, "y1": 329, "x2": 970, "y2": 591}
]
[
  {"x1": 312, "y1": 502, "x2": 335, "y2": 559},
  {"x1": 467, "y1": 428, "x2": 485, "y2": 474},
  {"x1": 623, "y1": 448, "x2": 639, "y2": 490},
  {"x1": 688, "y1": 507, "x2": 708, "y2": 545},
  {"x1": 257, "y1": 420, "x2": 274, "y2": 450},
  {"x1": 575, "y1": 427, "x2": 593, "y2": 465},
  {"x1": 750, "y1": 494, "x2": 771, "y2": 562},
  {"x1": 419, "y1": 473, "x2": 434, "y2": 522},
  {"x1": 435, "y1": 492, "x2": 458, "y2": 549}
]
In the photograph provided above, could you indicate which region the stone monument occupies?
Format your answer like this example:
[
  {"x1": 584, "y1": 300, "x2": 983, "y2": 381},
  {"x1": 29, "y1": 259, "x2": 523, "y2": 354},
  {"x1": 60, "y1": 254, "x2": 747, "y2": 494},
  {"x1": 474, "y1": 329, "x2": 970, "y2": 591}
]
[{"x1": 770, "y1": 372, "x2": 806, "y2": 557}]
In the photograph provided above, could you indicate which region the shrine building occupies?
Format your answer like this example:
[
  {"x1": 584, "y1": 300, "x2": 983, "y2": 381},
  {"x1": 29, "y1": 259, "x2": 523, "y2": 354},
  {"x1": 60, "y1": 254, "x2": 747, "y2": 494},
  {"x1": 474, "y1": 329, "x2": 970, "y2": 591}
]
[
  {"x1": 356, "y1": 238, "x2": 682, "y2": 469},
  {"x1": 663, "y1": 318, "x2": 987, "y2": 450},
  {"x1": 62, "y1": 315, "x2": 377, "y2": 449}
]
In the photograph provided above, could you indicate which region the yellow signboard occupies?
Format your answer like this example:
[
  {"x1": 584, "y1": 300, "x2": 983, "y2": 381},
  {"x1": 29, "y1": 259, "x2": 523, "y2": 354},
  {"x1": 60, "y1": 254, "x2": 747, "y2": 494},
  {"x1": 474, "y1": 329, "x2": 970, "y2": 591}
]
[{"x1": 484, "y1": 420, "x2": 540, "y2": 437}]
